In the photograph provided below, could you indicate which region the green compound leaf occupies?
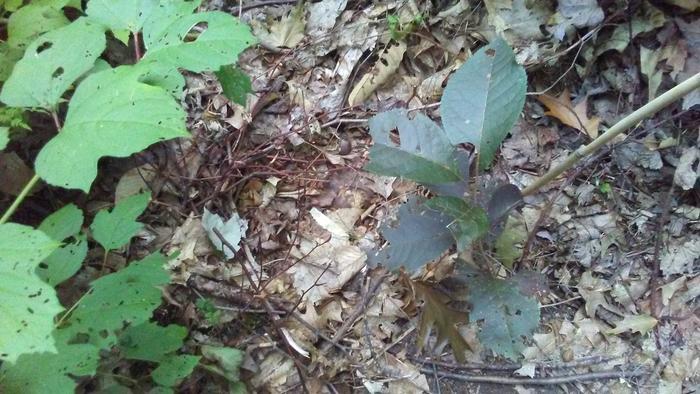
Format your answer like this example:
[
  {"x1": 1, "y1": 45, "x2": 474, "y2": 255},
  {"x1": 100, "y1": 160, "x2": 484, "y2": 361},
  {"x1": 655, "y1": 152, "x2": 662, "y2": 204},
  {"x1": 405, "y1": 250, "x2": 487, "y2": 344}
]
[
  {"x1": 0, "y1": 223, "x2": 62, "y2": 363},
  {"x1": 86, "y1": 0, "x2": 157, "y2": 32},
  {"x1": 58, "y1": 253, "x2": 170, "y2": 349},
  {"x1": 0, "y1": 127, "x2": 8, "y2": 150},
  {"x1": 37, "y1": 204, "x2": 87, "y2": 285},
  {"x1": 216, "y1": 65, "x2": 252, "y2": 106},
  {"x1": 425, "y1": 196, "x2": 488, "y2": 251},
  {"x1": 366, "y1": 109, "x2": 462, "y2": 184},
  {"x1": 7, "y1": 3, "x2": 70, "y2": 49},
  {"x1": 152, "y1": 354, "x2": 201, "y2": 387},
  {"x1": 143, "y1": 9, "x2": 256, "y2": 72},
  {"x1": 462, "y1": 269, "x2": 540, "y2": 360},
  {"x1": 118, "y1": 322, "x2": 187, "y2": 362},
  {"x1": 0, "y1": 341, "x2": 98, "y2": 393},
  {"x1": 0, "y1": 18, "x2": 106, "y2": 109},
  {"x1": 90, "y1": 192, "x2": 150, "y2": 251},
  {"x1": 369, "y1": 197, "x2": 454, "y2": 271},
  {"x1": 441, "y1": 38, "x2": 526, "y2": 169},
  {"x1": 35, "y1": 66, "x2": 188, "y2": 191}
]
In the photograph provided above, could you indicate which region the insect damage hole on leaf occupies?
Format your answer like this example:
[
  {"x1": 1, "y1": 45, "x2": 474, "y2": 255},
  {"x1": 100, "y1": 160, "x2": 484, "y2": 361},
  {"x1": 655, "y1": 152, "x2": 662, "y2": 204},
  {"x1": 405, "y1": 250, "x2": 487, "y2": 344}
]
[{"x1": 184, "y1": 21, "x2": 208, "y2": 42}]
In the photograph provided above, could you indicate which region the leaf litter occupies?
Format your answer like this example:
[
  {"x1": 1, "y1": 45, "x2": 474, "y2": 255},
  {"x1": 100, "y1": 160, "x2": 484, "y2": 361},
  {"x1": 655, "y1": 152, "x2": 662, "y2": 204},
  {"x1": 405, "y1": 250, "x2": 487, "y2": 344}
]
[{"x1": 31, "y1": 0, "x2": 700, "y2": 392}]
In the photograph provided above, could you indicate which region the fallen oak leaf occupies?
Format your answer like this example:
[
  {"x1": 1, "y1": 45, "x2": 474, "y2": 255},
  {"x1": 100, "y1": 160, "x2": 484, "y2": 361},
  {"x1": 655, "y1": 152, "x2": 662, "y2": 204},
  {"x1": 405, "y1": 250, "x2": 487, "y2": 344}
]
[
  {"x1": 413, "y1": 281, "x2": 471, "y2": 363},
  {"x1": 606, "y1": 314, "x2": 657, "y2": 335},
  {"x1": 537, "y1": 89, "x2": 600, "y2": 139},
  {"x1": 348, "y1": 40, "x2": 406, "y2": 106}
]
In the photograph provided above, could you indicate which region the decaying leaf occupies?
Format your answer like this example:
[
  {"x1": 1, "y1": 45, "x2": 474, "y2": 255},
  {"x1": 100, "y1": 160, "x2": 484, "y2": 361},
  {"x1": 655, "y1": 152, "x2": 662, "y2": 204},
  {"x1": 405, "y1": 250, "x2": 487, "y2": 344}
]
[
  {"x1": 413, "y1": 281, "x2": 471, "y2": 363},
  {"x1": 537, "y1": 89, "x2": 600, "y2": 138},
  {"x1": 252, "y1": 4, "x2": 305, "y2": 51},
  {"x1": 348, "y1": 40, "x2": 406, "y2": 106},
  {"x1": 674, "y1": 146, "x2": 699, "y2": 190},
  {"x1": 202, "y1": 209, "x2": 248, "y2": 259},
  {"x1": 661, "y1": 236, "x2": 700, "y2": 276},
  {"x1": 606, "y1": 314, "x2": 657, "y2": 335}
]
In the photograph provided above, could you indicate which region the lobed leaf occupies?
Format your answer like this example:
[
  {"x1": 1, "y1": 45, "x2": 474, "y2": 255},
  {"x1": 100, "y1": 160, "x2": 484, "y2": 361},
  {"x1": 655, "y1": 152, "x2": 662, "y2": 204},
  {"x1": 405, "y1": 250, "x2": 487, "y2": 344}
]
[
  {"x1": 461, "y1": 269, "x2": 540, "y2": 360},
  {"x1": 441, "y1": 38, "x2": 526, "y2": 169},
  {"x1": 369, "y1": 197, "x2": 454, "y2": 271},
  {"x1": 143, "y1": 10, "x2": 256, "y2": 72},
  {"x1": 0, "y1": 223, "x2": 62, "y2": 363},
  {"x1": 0, "y1": 18, "x2": 106, "y2": 109},
  {"x1": 119, "y1": 322, "x2": 187, "y2": 362},
  {"x1": 366, "y1": 109, "x2": 461, "y2": 184},
  {"x1": 57, "y1": 253, "x2": 170, "y2": 349},
  {"x1": 414, "y1": 281, "x2": 470, "y2": 363},
  {"x1": 34, "y1": 65, "x2": 188, "y2": 191},
  {"x1": 37, "y1": 204, "x2": 87, "y2": 285},
  {"x1": 90, "y1": 192, "x2": 151, "y2": 251}
]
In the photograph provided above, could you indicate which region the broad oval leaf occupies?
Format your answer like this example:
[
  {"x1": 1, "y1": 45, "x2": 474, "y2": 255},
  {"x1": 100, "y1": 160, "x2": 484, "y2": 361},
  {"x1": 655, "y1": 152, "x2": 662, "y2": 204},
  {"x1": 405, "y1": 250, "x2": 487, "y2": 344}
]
[
  {"x1": 118, "y1": 322, "x2": 187, "y2": 362},
  {"x1": 0, "y1": 18, "x2": 106, "y2": 109},
  {"x1": 152, "y1": 354, "x2": 201, "y2": 387},
  {"x1": 0, "y1": 223, "x2": 62, "y2": 363},
  {"x1": 369, "y1": 197, "x2": 454, "y2": 271},
  {"x1": 143, "y1": 11, "x2": 256, "y2": 72},
  {"x1": 366, "y1": 109, "x2": 461, "y2": 184},
  {"x1": 35, "y1": 66, "x2": 188, "y2": 191},
  {"x1": 441, "y1": 38, "x2": 526, "y2": 169}
]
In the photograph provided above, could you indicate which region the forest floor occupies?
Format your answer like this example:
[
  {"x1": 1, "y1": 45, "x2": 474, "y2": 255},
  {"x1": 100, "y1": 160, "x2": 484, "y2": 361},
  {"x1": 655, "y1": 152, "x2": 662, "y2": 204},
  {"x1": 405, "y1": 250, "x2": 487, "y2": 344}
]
[{"x1": 9, "y1": 0, "x2": 700, "y2": 393}]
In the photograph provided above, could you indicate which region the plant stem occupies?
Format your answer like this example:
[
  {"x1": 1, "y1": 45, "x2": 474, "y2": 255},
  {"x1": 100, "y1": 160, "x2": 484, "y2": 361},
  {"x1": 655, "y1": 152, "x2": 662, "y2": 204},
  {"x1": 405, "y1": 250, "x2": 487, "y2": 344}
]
[
  {"x1": 0, "y1": 110, "x2": 62, "y2": 224},
  {"x1": 522, "y1": 72, "x2": 700, "y2": 196},
  {"x1": 0, "y1": 174, "x2": 40, "y2": 224},
  {"x1": 132, "y1": 31, "x2": 142, "y2": 61}
]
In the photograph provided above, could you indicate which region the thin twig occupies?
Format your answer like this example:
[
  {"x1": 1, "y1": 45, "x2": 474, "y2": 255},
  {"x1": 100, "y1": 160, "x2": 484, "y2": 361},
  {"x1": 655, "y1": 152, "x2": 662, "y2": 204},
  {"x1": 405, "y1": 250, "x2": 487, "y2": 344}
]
[
  {"x1": 419, "y1": 367, "x2": 648, "y2": 386},
  {"x1": 411, "y1": 355, "x2": 620, "y2": 372}
]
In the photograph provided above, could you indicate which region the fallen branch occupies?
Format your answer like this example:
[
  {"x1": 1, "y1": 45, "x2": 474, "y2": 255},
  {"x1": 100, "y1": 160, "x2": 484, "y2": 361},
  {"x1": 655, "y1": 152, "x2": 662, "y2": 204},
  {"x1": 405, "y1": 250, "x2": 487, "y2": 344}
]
[
  {"x1": 522, "y1": 72, "x2": 700, "y2": 196},
  {"x1": 419, "y1": 367, "x2": 648, "y2": 386}
]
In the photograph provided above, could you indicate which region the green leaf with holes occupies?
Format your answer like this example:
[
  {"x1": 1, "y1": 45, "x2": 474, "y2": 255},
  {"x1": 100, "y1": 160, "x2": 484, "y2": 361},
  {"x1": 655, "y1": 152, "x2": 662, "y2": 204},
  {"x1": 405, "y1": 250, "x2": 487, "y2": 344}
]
[
  {"x1": 366, "y1": 109, "x2": 462, "y2": 184},
  {"x1": 0, "y1": 341, "x2": 98, "y2": 393},
  {"x1": 86, "y1": 0, "x2": 157, "y2": 32},
  {"x1": 0, "y1": 223, "x2": 62, "y2": 363},
  {"x1": 0, "y1": 18, "x2": 106, "y2": 109},
  {"x1": 7, "y1": 3, "x2": 70, "y2": 49},
  {"x1": 34, "y1": 65, "x2": 188, "y2": 191},
  {"x1": 37, "y1": 204, "x2": 87, "y2": 285},
  {"x1": 462, "y1": 270, "x2": 540, "y2": 360},
  {"x1": 143, "y1": 10, "x2": 256, "y2": 72},
  {"x1": 216, "y1": 65, "x2": 252, "y2": 106},
  {"x1": 90, "y1": 192, "x2": 150, "y2": 251},
  {"x1": 440, "y1": 38, "x2": 526, "y2": 168},
  {"x1": 57, "y1": 253, "x2": 170, "y2": 349},
  {"x1": 119, "y1": 322, "x2": 187, "y2": 362}
]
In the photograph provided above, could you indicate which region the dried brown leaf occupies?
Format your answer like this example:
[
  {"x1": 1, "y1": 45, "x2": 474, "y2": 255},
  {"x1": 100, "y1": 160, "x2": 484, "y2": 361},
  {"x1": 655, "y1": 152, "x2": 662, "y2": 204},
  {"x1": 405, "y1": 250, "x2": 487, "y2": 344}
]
[
  {"x1": 413, "y1": 281, "x2": 470, "y2": 362},
  {"x1": 537, "y1": 89, "x2": 600, "y2": 138}
]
